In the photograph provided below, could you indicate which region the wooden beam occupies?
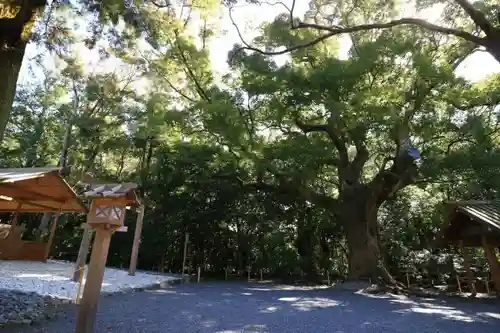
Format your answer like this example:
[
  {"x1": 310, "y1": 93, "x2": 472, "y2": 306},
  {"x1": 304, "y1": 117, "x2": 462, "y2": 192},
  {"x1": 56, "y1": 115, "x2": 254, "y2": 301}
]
[
  {"x1": 182, "y1": 232, "x2": 189, "y2": 280},
  {"x1": 444, "y1": 200, "x2": 491, "y2": 205},
  {"x1": 481, "y1": 235, "x2": 500, "y2": 293},
  {"x1": 44, "y1": 212, "x2": 60, "y2": 261},
  {"x1": 9, "y1": 202, "x2": 23, "y2": 231},
  {"x1": 0, "y1": 183, "x2": 66, "y2": 203},
  {"x1": 459, "y1": 240, "x2": 476, "y2": 297},
  {"x1": 458, "y1": 226, "x2": 488, "y2": 237},
  {"x1": 433, "y1": 203, "x2": 457, "y2": 247},
  {"x1": 75, "y1": 226, "x2": 113, "y2": 333},
  {"x1": 128, "y1": 204, "x2": 145, "y2": 276},
  {"x1": 21, "y1": 200, "x2": 59, "y2": 211}
]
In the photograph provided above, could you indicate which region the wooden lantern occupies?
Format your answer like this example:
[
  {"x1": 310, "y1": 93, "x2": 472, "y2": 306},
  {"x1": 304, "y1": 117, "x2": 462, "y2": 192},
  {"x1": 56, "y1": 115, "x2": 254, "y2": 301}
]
[
  {"x1": 87, "y1": 198, "x2": 127, "y2": 229},
  {"x1": 76, "y1": 183, "x2": 139, "y2": 333}
]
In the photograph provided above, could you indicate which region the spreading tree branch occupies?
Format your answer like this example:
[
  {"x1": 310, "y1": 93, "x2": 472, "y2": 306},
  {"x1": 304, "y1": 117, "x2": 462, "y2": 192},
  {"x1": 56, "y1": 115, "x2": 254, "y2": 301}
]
[
  {"x1": 453, "y1": 0, "x2": 495, "y2": 35},
  {"x1": 294, "y1": 19, "x2": 485, "y2": 46},
  {"x1": 295, "y1": 118, "x2": 348, "y2": 166},
  {"x1": 446, "y1": 93, "x2": 500, "y2": 111},
  {"x1": 348, "y1": 125, "x2": 369, "y2": 182},
  {"x1": 173, "y1": 30, "x2": 211, "y2": 102},
  {"x1": 260, "y1": 166, "x2": 338, "y2": 211},
  {"x1": 228, "y1": 5, "x2": 338, "y2": 57},
  {"x1": 231, "y1": 1, "x2": 492, "y2": 58}
]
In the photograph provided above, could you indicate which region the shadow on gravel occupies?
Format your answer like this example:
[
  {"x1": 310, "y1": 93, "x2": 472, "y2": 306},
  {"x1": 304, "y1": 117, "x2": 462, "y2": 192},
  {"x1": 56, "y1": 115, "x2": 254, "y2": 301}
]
[{"x1": 5, "y1": 283, "x2": 500, "y2": 333}]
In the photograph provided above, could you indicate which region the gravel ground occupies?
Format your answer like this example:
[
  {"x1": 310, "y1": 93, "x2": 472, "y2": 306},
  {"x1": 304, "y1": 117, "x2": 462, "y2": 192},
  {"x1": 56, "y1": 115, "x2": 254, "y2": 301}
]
[
  {"x1": 0, "y1": 260, "x2": 180, "y2": 299},
  {"x1": 0, "y1": 289, "x2": 67, "y2": 328},
  {"x1": 0, "y1": 290, "x2": 46, "y2": 327},
  {"x1": 5, "y1": 283, "x2": 500, "y2": 333}
]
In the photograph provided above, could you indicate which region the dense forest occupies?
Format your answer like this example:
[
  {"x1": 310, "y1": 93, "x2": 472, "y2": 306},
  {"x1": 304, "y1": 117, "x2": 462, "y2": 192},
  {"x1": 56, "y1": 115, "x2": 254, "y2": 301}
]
[{"x1": 0, "y1": 0, "x2": 499, "y2": 286}]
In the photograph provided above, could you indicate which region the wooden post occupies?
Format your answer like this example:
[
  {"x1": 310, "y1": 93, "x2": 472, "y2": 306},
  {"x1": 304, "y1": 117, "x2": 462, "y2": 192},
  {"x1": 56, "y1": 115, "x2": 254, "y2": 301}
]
[
  {"x1": 9, "y1": 203, "x2": 22, "y2": 231},
  {"x1": 75, "y1": 265, "x2": 85, "y2": 304},
  {"x1": 456, "y1": 274, "x2": 462, "y2": 293},
  {"x1": 73, "y1": 226, "x2": 93, "y2": 282},
  {"x1": 197, "y1": 266, "x2": 201, "y2": 283},
  {"x1": 247, "y1": 266, "x2": 251, "y2": 282},
  {"x1": 44, "y1": 212, "x2": 60, "y2": 261},
  {"x1": 459, "y1": 240, "x2": 476, "y2": 297},
  {"x1": 181, "y1": 232, "x2": 189, "y2": 280},
  {"x1": 159, "y1": 251, "x2": 165, "y2": 273},
  {"x1": 129, "y1": 205, "x2": 145, "y2": 276},
  {"x1": 481, "y1": 235, "x2": 500, "y2": 293},
  {"x1": 406, "y1": 272, "x2": 410, "y2": 288},
  {"x1": 5, "y1": 203, "x2": 22, "y2": 257},
  {"x1": 260, "y1": 269, "x2": 263, "y2": 282},
  {"x1": 225, "y1": 266, "x2": 228, "y2": 280},
  {"x1": 485, "y1": 277, "x2": 491, "y2": 295},
  {"x1": 75, "y1": 227, "x2": 113, "y2": 333}
]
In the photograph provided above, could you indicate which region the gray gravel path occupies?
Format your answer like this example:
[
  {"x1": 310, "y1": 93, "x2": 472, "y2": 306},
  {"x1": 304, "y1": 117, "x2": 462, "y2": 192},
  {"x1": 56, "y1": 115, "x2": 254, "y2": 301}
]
[{"x1": 6, "y1": 283, "x2": 500, "y2": 333}]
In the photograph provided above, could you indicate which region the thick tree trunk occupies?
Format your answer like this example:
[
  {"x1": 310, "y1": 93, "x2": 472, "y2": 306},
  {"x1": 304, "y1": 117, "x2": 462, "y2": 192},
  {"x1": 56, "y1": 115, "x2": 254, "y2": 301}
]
[
  {"x1": 345, "y1": 222, "x2": 382, "y2": 280},
  {"x1": 485, "y1": 33, "x2": 500, "y2": 64},
  {"x1": 0, "y1": 0, "x2": 47, "y2": 143},
  {"x1": 344, "y1": 205, "x2": 380, "y2": 280},
  {"x1": 0, "y1": 47, "x2": 25, "y2": 142},
  {"x1": 489, "y1": 45, "x2": 500, "y2": 64},
  {"x1": 340, "y1": 190, "x2": 396, "y2": 285}
]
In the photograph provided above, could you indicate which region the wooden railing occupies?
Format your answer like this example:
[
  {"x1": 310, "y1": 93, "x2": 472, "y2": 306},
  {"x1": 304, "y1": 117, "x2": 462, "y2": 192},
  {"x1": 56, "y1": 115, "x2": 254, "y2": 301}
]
[{"x1": 0, "y1": 227, "x2": 50, "y2": 262}]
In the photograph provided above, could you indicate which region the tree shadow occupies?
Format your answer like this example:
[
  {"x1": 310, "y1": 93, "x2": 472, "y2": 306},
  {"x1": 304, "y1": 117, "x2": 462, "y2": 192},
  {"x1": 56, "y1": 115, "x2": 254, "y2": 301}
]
[{"x1": 5, "y1": 283, "x2": 500, "y2": 333}]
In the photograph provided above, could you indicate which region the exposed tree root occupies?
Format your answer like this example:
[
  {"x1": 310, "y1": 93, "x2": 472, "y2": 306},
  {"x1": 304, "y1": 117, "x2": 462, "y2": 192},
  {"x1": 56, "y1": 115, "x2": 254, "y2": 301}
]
[{"x1": 355, "y1": 264, "x2": 408, "y2": 295}]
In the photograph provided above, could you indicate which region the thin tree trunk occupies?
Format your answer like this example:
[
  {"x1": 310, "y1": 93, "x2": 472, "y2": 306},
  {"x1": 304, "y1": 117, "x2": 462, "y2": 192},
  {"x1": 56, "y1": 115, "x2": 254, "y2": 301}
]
[
  {"x1": 0, "y1": 47, "x2": 25, "y2": 143},
  {"x1": 116, "y1": 147, "x2": 126, "y2": 179},
  {"x1": 159, "y1": 250, "x2": 166, "y2": 273},
  {"x1": 36, "y1": 213, "x2": 52, "y2": 242},
  {"x1": 36, "y1": 81, "x2": 77, "y2": 241},
  {"x1": 58, "y1": 111, "x2": 75, "y2": 169},
  {"x1": 72, "y1": 226, "x2": 93, "y2": 282},
  {"x1": 182, "y1": 232, "x2": 189, "y2": 277},
  {"x1": 139, "y1": 137, "x2": 155, "y2": 196},
  {"x1": 296, "y1": 206, "x2": 321, "y2": 282}
]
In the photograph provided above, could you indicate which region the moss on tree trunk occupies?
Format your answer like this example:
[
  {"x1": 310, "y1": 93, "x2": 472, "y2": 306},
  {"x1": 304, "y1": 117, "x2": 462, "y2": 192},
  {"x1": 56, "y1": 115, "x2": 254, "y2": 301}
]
[
  {"x1": 0, "y1": 0, "x2": 46, "y2": 142},
  {"x1": 0, "y1": 47, "x2": 25, "y2": 142},
  {"x1": 340, "y1": 190, "x2": 397, "y2": 285}
]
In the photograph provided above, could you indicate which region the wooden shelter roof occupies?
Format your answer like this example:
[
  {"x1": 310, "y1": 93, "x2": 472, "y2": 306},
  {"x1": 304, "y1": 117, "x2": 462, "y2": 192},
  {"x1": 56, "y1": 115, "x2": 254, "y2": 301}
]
[
  {"x1": 0, "y1": 167, "x2": 87, "y2": 213},
  {"x1": 83, "y1": 183, "x2": 140, "y2": 205},
  {"x1": 435, "y1": 201, "x2": 500, "y2": 248}
]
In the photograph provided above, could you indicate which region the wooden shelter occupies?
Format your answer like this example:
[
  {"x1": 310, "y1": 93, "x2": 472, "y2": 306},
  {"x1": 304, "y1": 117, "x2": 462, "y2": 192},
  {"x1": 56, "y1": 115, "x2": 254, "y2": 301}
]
[
  {"x1": 76, "y1": 183, "x2": 143, "y2": 333},
  {"x1": 435, "y1": 200, "x2": 500, "y2": 294},
  {"x1": 0, "y1": 167, "x2": 87, "y2": 261}
]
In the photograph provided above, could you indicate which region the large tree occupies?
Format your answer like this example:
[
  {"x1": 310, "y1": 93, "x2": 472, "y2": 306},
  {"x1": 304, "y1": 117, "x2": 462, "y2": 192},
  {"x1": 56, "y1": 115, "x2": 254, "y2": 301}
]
[
  {"x1": 200, "y1": 14, "x2": 500, "y2": 282},
  {"x1": 0, "y1": 0, "x2": 216, "y2": 142},
  {"x1": 2, "y1": 0, "x2": 499, "y2": 283},
  {"x1": 234, "y1": 0, "x2": 500, "y2": 63}
]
